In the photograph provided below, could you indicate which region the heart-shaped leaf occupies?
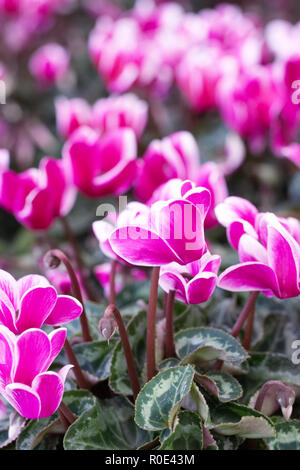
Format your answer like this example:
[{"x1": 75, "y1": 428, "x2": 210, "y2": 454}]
[
  {"x1": 210, "y1": 403, "x2": 275, "y2": 439},
  {"x1": 72, "y1": 340, "x2": 117, "y2": 381},
  {"x1": 64, "y1": 396, "x2": 152, "y2": 450},
  {"x1": 196, "y1": 371, "x2": 243, "y2": 403},
  {"x1": 135, "y1": 365, "x2": 195, "y2": 432},
  {"x1": 175, "y1": 327, "x2": 248, "y2": 369}
]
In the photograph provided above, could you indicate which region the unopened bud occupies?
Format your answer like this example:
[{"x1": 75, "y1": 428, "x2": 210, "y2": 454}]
[
  {"x1": 43, "y1": 251, "x2": 61, "y2": 269},
  {"x1": 98, "y1": 316, "x2": 117, "y2": 341}
]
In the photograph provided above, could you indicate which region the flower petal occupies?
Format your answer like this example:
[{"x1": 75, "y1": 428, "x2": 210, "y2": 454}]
[
  {"x1": 43, "y1": 328, "x2": 67, "y2": 371},
  {"x1": 110, "y1": 226, "x2": 181, "y2": 266},
  {"x1": 0, "y1": 270, "x2": 18, "y2": 310},
  {"x1": 187, "y1": 272, "x2": 218, "y2": 304},
  {"x1": 218, "y1": 262, "x2": 279, "y2": 295},
  {"x1": 45, "y1": 295, "x2": 82, "y2": 326},
  {"x1": 17, "y1": 274, "x2": 50, "y2": 300},
  {"x1": 16, "y1": 286, "x2": 57, "y2": 333},
  {"x1": 5, "y1": 384, "x2": 41, "y2": 419},
  {"x1": 32, "y1": 372, "x2": 64, "y2": 418},
  {"x1": 14, "y1": 329, "x2": 51, "y2": 386},
  {"x1": 267, "y1": 224, "x2": 300, "y2": 298}
]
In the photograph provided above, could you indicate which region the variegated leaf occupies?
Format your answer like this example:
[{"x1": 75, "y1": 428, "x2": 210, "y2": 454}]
[
  {"x1": 159, "y1": 411, "x2": 203, "y2": 450},
  {"x1": 135, "y1": 365, "x2": 195, "y2": 431}
]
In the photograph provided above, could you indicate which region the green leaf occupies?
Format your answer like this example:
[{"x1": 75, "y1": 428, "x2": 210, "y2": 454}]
[
  {"x1": 64, "y1": 396, "x2": 152, "y2": 450},
  {"x1": 212, "y1": 433, "x2": 244, "y2": 450},
  {"x1": 135, "y1": 365, "x2": 195, "y2": 432},
  {"x1": 175, "y1": 327, "x2": 248, "y2": 369},
  {"x1": 16, "y1": 390, "x2": 94, "y2": 450},
  {"x1": 196, "y1": 371, "x2": 243, "y2": 403},
  {"x1": 265, "y1": 420, "x2": 300, "y2": 450},
  {"x1": 159, "y1": 411, "x2": 203, "y2": 450},
  {"x1": 116, "y1": 281, "x2": 151, "y2": 311},
  {"x1": 72, "y1": 340, "x2": 117, "y2": 381},
  {"x1": 109, "y1": 310, "x2": 147, "y2": 395},
  {"x1": 210, "y1": 403, "x2": 275, "y2": 439}
]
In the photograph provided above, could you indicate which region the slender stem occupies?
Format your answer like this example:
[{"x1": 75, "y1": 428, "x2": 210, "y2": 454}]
[
  {"x1": 147, "y1": 266, "x2": 160, "y2": 381},
  {"x1": 60, "y1": 217, "x2": 97, "y2": 302},
  {"x1": 242, "y1": 294, "x2": 259, "y2": 350},
  {"x1": 64, "y1": 338, "x2": 90, "y2": 390},
  {"x1": 57, "y1": 408, "x2": 69, "y2": 432},
  {"x1": 59, "y1": 400, "x2": 77, "y2": 425},
  {"x1": 109, "y1": 260, "x2": 117, "y2": 305},
  {"x1": 231, "y1": 292, "x2": 259, "y2": 338},
  {"x1": 165, "y1": 289, "x2": 176, "y2": 358},
  {"x1": 101, "y1": 304, "x2": 140, "y2": 400},
  {"x1": 44, "y1": 248, "x2": 92, "y2": 342}
]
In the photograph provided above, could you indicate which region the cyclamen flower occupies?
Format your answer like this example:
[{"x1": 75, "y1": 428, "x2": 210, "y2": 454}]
[
  {"x1": 0, "y1": 326, "x2": 72, "y2": 419},
  {"x1": 218, "y1": 213, "x2": 300, "y2": 299},
  {"x1": 109, "y1": 181, "x2": 210, "y2": 266},
  {"x1": 29, "y1": 43, "x2": 70, "y2": 86},
  {"x1": 55, "y1": 97, "x2": 92, "y2": 140},
  {"x1": 159, "y1": 251, "x2": 221, "y2": 304},
  {"x1": 134, "y1": 131, "x2": 201, "y2": 202},
  {"x1": 94, "y1": 262, "x2": 147, "y2": 297},
  {"x1": 0, "y1": 156, "x2": 75, "y2": 230},
  {"x1": 92, "y1": 93, "x2": 148, "y2": 139},
  {"x1": 0, "y1": 270, "x2": 82, "y2": 334},
  {"x1": 63, "y1": 126, "x2": 137, "y2": 198}
]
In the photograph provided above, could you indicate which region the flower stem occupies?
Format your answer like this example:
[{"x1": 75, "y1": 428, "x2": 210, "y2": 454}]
[
  {"x1": 64, "y1": 337, "x2": 90, "y2": 390},
  {"x1": 101, "y1": 304, "x2": 140, "y2": 400},
  {"x1": 242, "y1": 293, "x2": 259, "y2": 350},
  {"x1": 58, "y1": 400, "x2": 77, "y2": 431},
  {"x1": 231, "y1": 292, "x2": 259, "y2": 340},
  {"x1": 60, "y1": 217, "x2": 96, "y2": 302},
  {"x1": 109, "y1": 260, "x2": 117, "y2": 305},
  {"x1": 147, "y1": 266, "x2": 160, "y2": 381},
  {"x1": 44, "y1": 248, "x2": 92, "y2": 342},
  {"x1": 165, "y1": 289, "x2": 176, "y2": 358}
]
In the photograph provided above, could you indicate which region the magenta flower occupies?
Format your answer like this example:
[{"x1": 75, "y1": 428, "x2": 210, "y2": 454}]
[
  {"x1": 29, "y1": 43, "x2": 70, "y2": 86},
  {"x1": 0, "y1": 149, "x2": 9, "y2": 171},
  {"x1": 0, "y1": 156, "x2": 76, "y2": 230},
  {"x1": 0, "y1": 270, "x2": 82, "y2": 334},
  {"x1": 92, "y1": 93, "x2": 148, "y2": 139},
  {"x1": 55, "y1": 97, "x2": 92, "y2": 140},
  {"x1": 63, "y1": 126, "x2": 137, "y2": 198},
  {"x1": 159, "y1": 251, "x2": 221, "y2": 304},
  {"x1": 109, "y1": 182, "x2": 210, "y2": 266},
  {"x1": 0, "y1": 325, "x2": 72, "y2": 419},
  {"x1": 218, "y1": 217, "x2": 300, "y2": 299},
  {"x1": 134, "y1": 131, "x2": 200, "y2": 202}
]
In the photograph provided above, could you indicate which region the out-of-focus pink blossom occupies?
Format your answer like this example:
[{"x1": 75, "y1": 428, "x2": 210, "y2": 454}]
[
  {"x1": 55, "y1": 97, "x2": 92, "y2": 140},
  {"x1": 134, "y1": 131, "x2": 200, "y2": 202},
  {"x1": 92, "y1": 93, "x2": 148, "y2": 139},
  {"x1": 0, "y1": 156, "x2": 76, "y2": 230},
  {"x1": 29, "y1": 43, "x2": 70, "y2": 86},
  {"x1": 0, "y1": 269, "x2": 82, "y2": 334},
  {"x1": 63, "y1": 126, "x2": 138, "y2": 198},
  {"x1": 217, "y1": 65, "x2": 278, "y2": 153},
  {"x1": 0, "y1": 325, "x2": 72, "y2": 419},
  {"x1": 109, "y1": 182, "x2": 210, "y2": 267},
  {"x1": 159, "y1": 250, "x2": 221, "y2": 304},
  {"x1": 93, "y1": 262, "x2": 147, "y2": 297}
]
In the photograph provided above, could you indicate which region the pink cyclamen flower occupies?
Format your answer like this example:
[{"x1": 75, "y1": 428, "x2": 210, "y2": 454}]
[
  {"x1": 55, "y1": 96, "x2": 92, "y2": 140},
  {"x1": 92, "y1": 93, "x2": 148, "y2": 139},
  {"x1": 218, "y1": 215, "x2": 300, "y2": 299},
  {"x1": 63, "y1": 126, "x2": 137, "y2": 198},
  {"x1": 109, "y1": 181, "x2": 210, "y2": 266},
  {"x1": 0, "y1": 156, "x2": 76, "y2": 230},
  {"x1": 0, "y1": 269, "x2": 82, "y2": 334},
  {"x1": 29, "y1": 43, "x2": 70, "y2": 86},
  {"x1": 134, "y1": 131, "x2": 200, "y2": 202},
  {"x1": 159, "y1": 251, "x2": 221, "y2": 304},
  {"x1": 0, "y1": 149, "x2": 9, "y2": 171},
  {"x1": 93, "y1": 262, "x2": 147, "y2": 297},
  {"x1": 0, "y1": 325, "x2": 72, "y2": 419}
]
